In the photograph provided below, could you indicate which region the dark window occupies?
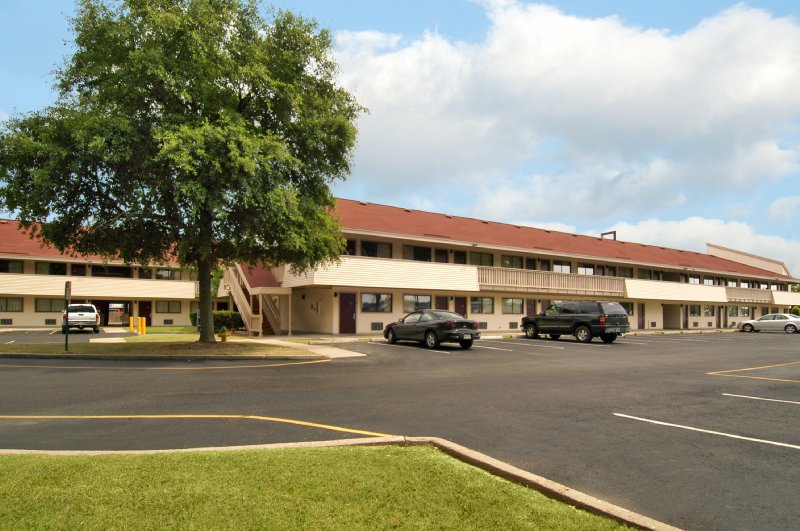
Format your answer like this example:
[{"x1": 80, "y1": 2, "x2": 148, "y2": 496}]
[
  {"x1": 403, "y1": 295, "x2": 431, "y2": 312},
  {"x1": 93, "y1": 265, "x2": 133, "y2": 278},
  {"x1": 71, "y1": 264, "x2": 87, "y2": 276},
  {"x1": 539, "y1": 260, "x2": 551, "y2": 272},
  {"x1": 637, "y1": 269, "x2": 652, "y2": 280},
  {"x1": 35, "y1": 262, "x2": 67, "y2": 275},
  {"x1": 501, "y1": 255, "x2": 523, "y2": 269},
  {"x1": 434, "y1": 249, "x2": 448, "y2": 263},
  {"x1": 578, "y1": 301, "x2": 599, "y2": 313},
  {"x1": 156, "y1": 301, "x2": 182, "y2": 313},
  {"x1": 469, "y1": 252, "x2": 493, "y2": 267},
  {"x1": 0, "y1": 260, "x2": 23, "y2": 273},
  {"x1": 560, "y1": 302, "x2": 579, "y2": 314},
  {"x1": 453, "y1": 251, "x2": 466, "y2": 264},
  {"x1": 403, "y1": 312, "x2": 422, "y2": 324},
  {"x1": 502, "y1": 298, "x2": 523, "y2": 314},
  {"x1": 0, "y1": 298, "x2": 23, "y2": 312},
  {"x1": 361, "y1": 241, "x2": 392, "y2": 258},
  {"x1": 156, "y1": 268, "x2": 181, "y2": 281},
  {"x1": 403, "y1": 246, "x2": 431, "y2": 262},
  {"x1": 470, "y1": 297, "x2": 494, "y2": 314},
  {"x1": 35, "y1": 299, "x2": 65, "y2": 312},
  {"x1": 361, "y1": 293, "x2": 392, "y2": 313},
  {"x1": 525, "y1": 258, "x2": 536, "y2": 270},
  {"x1": 345, "y1": 239, "x2": 357, "y2": 256}
]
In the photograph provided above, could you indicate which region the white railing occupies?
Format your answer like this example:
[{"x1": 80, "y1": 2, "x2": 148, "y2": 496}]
[
  {"x1": 726, "y1": 287, "x2": 774, "y2": 303},
  {"x1": 478, "y1": 267, "x2": 625, "y2": 296},
  {"x1": 260, "y1": 294, "x2": 282, "y2": 335},
  {"x1": 225, "y1": 267, "x2": 262, "y2": 336}
]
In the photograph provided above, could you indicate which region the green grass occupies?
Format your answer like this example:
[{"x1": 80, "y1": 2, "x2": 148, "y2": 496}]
[
  {"x1": 0, "y1": 338, "x2": 310, "y2": 357},
  {"x1": 141, "y1": 326, "x2": 198, "y2": 334},
  {"x1": 0, "y1": 445, "x2": 628, "y2": 530}
]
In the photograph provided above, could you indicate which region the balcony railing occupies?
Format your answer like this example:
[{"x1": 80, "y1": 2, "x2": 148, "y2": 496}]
[
  {"x1": 478, "y1": 267, "x2": 625, "y2": 296},
  {"x1": 726, "y1": 287, "x2": 774, "y2": 304}
]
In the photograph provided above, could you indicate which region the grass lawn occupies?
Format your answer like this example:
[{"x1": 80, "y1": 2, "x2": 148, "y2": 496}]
[
  {"x1": 0, "y1": 336, "x2": 310, "y2": 357},
  {"x1": 0, "y1": 445, "x2": 628, "y2": 530}
]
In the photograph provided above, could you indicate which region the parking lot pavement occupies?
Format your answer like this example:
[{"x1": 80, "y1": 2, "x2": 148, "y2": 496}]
[
  {"x1": 1, "y1": 332, "x2": 798, "y2": 529},
  {"x1": 0, "y1": 328, "x2": 136, "y2": 344}
]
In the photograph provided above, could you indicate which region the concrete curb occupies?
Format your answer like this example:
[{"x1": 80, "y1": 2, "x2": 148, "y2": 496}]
[
  {"x1": 0, "y1": 436, "x2": 679, "y2": 530},
  {"x1": 0, "y1": 353, "x2": 325, "y2": 362}
]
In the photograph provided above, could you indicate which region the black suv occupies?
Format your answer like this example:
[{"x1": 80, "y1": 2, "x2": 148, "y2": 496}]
[{"x1": 521, "y1": 300, "x2": 630, "y2": 343}]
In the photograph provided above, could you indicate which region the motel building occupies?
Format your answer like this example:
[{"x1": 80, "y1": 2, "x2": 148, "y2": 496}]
[
  {"x1": 3, "y1": 199, "x2": 800, "y2": 334},
  {"x1": 222, "y1": 199, "x2": 800, "y2": 336}
]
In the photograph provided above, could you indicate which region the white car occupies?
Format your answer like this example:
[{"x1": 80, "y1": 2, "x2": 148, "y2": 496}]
[
  {"x1": 739, "y1": 313, "x2": 800, "y2": 334},
  {"x1": 62, "y1": 303, "x2": 101, "y2": 334}
]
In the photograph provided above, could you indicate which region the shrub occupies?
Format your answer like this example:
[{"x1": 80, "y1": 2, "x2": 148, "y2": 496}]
[
  {"x1": 791, "y1": 306, "x2": 800, "y2": 316},
  {"x1": 189, "y1": 311, "x2": 243, "y2": 332}
]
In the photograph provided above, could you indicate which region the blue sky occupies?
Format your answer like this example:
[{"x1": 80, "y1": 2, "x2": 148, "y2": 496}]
[{"x1": 2, "y1": 1, "x2": 800, "y2": 273}]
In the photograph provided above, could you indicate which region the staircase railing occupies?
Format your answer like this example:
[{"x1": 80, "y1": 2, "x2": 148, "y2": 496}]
[
  {"x1": 261, "y1": 294, "x2": 282, "y2": 335},
  {"x1": 225, "y1": 266, "x2": 262, "y2": 336}
]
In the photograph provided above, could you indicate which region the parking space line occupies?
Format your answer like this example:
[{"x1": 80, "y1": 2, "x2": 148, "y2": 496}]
[
  {"x1": 472, "y1": 344, "x2": 513, "y2": 351},
  {"x1": 614, "y1": 413, "x2": 800, "y2": 451},
  {"x1": 708, "y1": 361, "x2": 800, "y2": 383},
  {"x1": 0, "y1": 413, "x2": 394, "y2": 438},
  {"x1": 723, "y1": 393, "x2": 800, "y2": 406}
]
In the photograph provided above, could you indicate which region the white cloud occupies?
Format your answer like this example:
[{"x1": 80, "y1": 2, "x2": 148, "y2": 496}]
[
  {"x1": 335, "y1": 2, "x2": 800, "y2": 206},
  {"x1": 768, "y1": 196, "x2": 800, "y2": 221},
  {"x1": 592, "y1": 217, "x2": 800, "y2": 277}
]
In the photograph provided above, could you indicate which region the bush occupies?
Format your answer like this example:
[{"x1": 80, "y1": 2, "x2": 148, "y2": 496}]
[
  {"x1": 189, "y1": 311, "x2": 243, "y2": 332},
  {"x1": 791, "y1": 306, "x2": 800, "y2": 316}
]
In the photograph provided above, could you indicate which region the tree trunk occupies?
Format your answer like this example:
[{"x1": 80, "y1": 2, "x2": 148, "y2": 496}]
[{"x1": 198, "y1": 256, "x2": 216, "y2": 343}]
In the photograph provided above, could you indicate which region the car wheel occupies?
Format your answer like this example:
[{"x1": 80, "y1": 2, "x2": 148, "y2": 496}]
[
  {"x1": 549, "y1": 334, "x2": 561, "y2": 340},
  {"x1": 424, "y1": 330, "x2": 440, "y2": 349},
  {"x1": 601, "y1": 333, "x2": 617, "y2": 343},
  {"x1": 93, "y1": 326, "x2": 100, "y2": 334},
  {"x1": 785, "y1": 324, "x2": 797, "y2": 334},
  {"x1": 524, "y1": 324, "x2": 538, "y2": 339},
  {"x1": 386, "y1": 328, "x2": 397, "y2": 344},
  {"x1": 459, "y1": 339, "x2": 473, "y2": 349},
  {"x1": 574, "y1": 325, "x2": 593, "y2": 343},
  {"x1": 742, "y1": 323, "x2": 754, "y2": 333}
]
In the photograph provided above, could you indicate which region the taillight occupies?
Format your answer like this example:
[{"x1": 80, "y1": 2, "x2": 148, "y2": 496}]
[
  {"x1": 95, "y1": 314, "x2": 100, "y2": 324},
  {"x1": 443, "y1": 321, "x2": 456, "y2": 330},
  {"x1": 599, "y1": 315, "x2": 606, "y2": 326}
]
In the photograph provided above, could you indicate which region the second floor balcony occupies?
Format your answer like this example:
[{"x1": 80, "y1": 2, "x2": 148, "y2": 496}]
[{"x1": 0, "y1": 273, "x2": 198, "y2": 299}]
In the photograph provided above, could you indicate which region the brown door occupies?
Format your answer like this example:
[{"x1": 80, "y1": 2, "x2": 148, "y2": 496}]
[
  {"x1": 526, "y1": 299, "x2": 537, "y2": 316},
  {"x1": 717, "y1": 307, "x2": 722, "y2": 328},
  {"x1": 454, "y1": 297, "x2": 467, "y2": 317},
  {"x1": 637, "y1": 303, "x2": 645, "y2": 329},
  {"x1": 435, "y1": 296, "x2": 448, "y2": 310},
  {"x1": 339, "y1": 293, "x2": 356, "y2": 334},
  {"x1": 682, "y1": 305, "x2": 689, "y2": 329},
  {"x1": 139, "y1": 301, "x2": 152, "y2": 326}
]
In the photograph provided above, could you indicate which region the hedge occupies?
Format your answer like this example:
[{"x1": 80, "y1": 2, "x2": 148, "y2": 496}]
[{"x1": 189, "y1": 311, "x2": 244, "y2": 332}]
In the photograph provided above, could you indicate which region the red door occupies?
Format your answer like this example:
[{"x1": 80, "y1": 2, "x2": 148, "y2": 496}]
[
  {"x1": 139, "y1": 301, "x2": 152, "y2": 326},
  {"x1": 454, "y1": 297, "x2": 467, "y2": 317},
  {"x1": 435, "y1": 296, "x2": 448, "y2": 310},
  {"x1": 339, "y1": 293, "x2": 356, "y2": 334}
]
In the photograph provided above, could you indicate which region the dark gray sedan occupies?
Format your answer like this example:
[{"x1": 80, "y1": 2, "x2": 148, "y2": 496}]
[
  {"x1": 384, "y1": 310, "x2": 480, "y2": 349},
  {"x1": 739, "y1": 313, "x2": 800, "y2": 333}
]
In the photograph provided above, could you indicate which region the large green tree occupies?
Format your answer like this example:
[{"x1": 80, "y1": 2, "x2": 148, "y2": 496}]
[{"x1": 0, "y1": 0, "x2": 362, "y2": 342}]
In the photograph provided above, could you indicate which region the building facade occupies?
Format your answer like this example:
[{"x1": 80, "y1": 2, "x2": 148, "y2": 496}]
[
  {"x1": 223, "y1": 199, "x2": 800, "y2": 335},
  {"x1": 0, "y1": 219, "x2": 198, "y2": 327}
]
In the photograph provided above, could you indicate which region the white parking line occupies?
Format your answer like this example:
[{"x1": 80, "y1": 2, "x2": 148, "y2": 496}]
[
  {"x1": 3, "y1": 340, "x2": 14, "y2": 345},
  {"x1": 472, "y1": 344, "x2": 513, "y2": 352},
  {"x1": 614, "y1": 413, "x2": 800, "y2": 451},
  {"x1": 723, "y1": 393, "x2": 800, "y2": 406}
]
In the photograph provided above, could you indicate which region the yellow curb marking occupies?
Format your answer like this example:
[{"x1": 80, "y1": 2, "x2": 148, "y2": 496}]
[
  {"x1": 707, "y1": 360, "x2": 800, "y2": 383},
  {"x1": 0, "y1": 359, "x2": 331, "y2": 371},
  {"x1": 0, "y1": 414, "x2": 394, "y2": 438}
]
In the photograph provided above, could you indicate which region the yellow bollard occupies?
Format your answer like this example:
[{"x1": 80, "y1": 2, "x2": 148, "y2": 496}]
[
  {"x1": 129, "y1": 316, "x2": 135, "y2": 332},
  {"x1": 141, "y1": 317, "x2": 146, "y2": 336}
]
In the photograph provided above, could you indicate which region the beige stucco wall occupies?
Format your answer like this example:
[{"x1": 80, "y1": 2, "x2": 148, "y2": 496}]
[{"x1": 291, "y1": 287, "x2": 334, "y2": 334}]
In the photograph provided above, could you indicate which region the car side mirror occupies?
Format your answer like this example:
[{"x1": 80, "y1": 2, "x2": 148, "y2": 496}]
[{"x1": 398, "y1": 317, "x2": 404, "y2": 323}]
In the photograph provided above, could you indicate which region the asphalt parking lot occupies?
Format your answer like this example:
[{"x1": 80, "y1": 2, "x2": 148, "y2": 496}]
[
  {"x1": 0, "y1": 331, "x2": 798, "y2": 530},
  {"x1": 0, "y1": 328, "x2": 136, "y2": 344}
]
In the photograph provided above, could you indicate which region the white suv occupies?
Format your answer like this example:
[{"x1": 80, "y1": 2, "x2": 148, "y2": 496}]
[{"x1": 62, "y1": 304, "x2": 101, "y2": 334}]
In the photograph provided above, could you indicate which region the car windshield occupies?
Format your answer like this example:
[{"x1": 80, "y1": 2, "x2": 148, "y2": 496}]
[
  {"x1": 68, "y1": 305, "x2": 95, "y2": 312},
  {"x1": 600, "y1": 302, "x2": 627, "y2": 315},
  {"x1": 431, "y1": 311, "x2": 464, "y2": 320}
]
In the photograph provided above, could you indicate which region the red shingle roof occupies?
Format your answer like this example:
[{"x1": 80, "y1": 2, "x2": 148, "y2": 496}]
[{"x1": 333, "y1": 199, "x2": 791, "y2": 280}]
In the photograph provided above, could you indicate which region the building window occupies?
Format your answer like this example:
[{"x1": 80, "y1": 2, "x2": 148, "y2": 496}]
[
  {"x1": 770, "y1": 284, "x2": 779, "y2": 291},
  {"x1": 403, "y1": 245, "x2": 431, "y2": 262},
  {"x1": 453, "y1": 250, "x2": 466, "y2": 264},
  {"x1": 553, "y1": 261, "x2": 571, "y2": 274},
  {"x1": 403, "y1": 294, "x2": 431, "y2": 312},
  {"x1": 620, "y1": 302, "x2": 634, "y2": 316},
  {"x1": 689, "y1": 305, "x2": 701, "y2": 317},
  {"x1": 93, "y1": 265, "x2": 133, "y2": 278},
  {"x1": 434, "y1": 249, "x2": 448, "y2": 263},
  {"x1": 703, "y1": 305, "x2": 715, "y2": 317},
  {"x1": 156, "y1": 268, "x2": 181, "y2": 281},
  {"x1": 470, "y1": 297, "x2": 494, "y2": 314},
  {"x1": 71, "y1": 264, "x2": 87, "y2": 276},
  {"x1": 0, "y1": 298, "x2": 23, "y2": 312},
  {"x1": 502, "y1": 298, "x2": 523, "y2": 314},
  {"x1": 688, "y1": 275, "x2": 700, "y2": 284},
  {"x1": 361, "y1": 293, "x2": 392, "y2": 313},
  {"x1": 345, "y1": 239, "x2": 356, "y2": 256},
  {"x1": 740, "y1": 306, "x2": 751, "y2": 317},
  {"x1": 35, "y1": 262, "x2": 67, "y2": 275},
  {"x1": 156, "y1": 301, "x2": 182, "y2": 313},
  {"x1": 617, "y1": 267, "x2": 633, "y2": 278},
  {"x1": 501, "y1": 255, "x2": 523, "y2": 269},
  {"x1": 0, "y1": 260, "x2": 23, "y2": 274},
  {"x1": 35, "y1": 298, "x2": 65, "y2": 312},
  {"x1": 728, "y1": 306, "x2": 739, "y2": 317},
  {"x1": 469, "y1": 252, "x2": 493, "y2": 267},
  {"x1": 727, "y1": 280, "x2": 738, "y2": 287},
  {"x1": 361, "y1": 241, "x2": 392, "y2": 259},
  {"x1": 577, "y1": 264, "x2": 594, "y2": 276},
  {"x1": 703, "y1": 277, "x2": 714, "y2": 286},
  {"x1": 538, "y1": 260, "x2": 551, "y2": 271},
  {"x1": 637, "y1": 269, "x2": 652, "y2": 280},
  {"x1": 739, "y1": 280, "x2": 749, "y2": 288}
]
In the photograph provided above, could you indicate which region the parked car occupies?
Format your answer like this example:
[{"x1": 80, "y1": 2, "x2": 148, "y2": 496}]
[
  {"x1": 62, "y1": 303, "x2": 101, "y2": 333},
  {"x1": 739, "y1": 313, "x2": 800, "y2": 334},
  {"x1": 521, "y1": 300, "x2": 630, "y2": 343},
  {"x1": 384, "y1": 310, "x2": 481, "y2": 349}
]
